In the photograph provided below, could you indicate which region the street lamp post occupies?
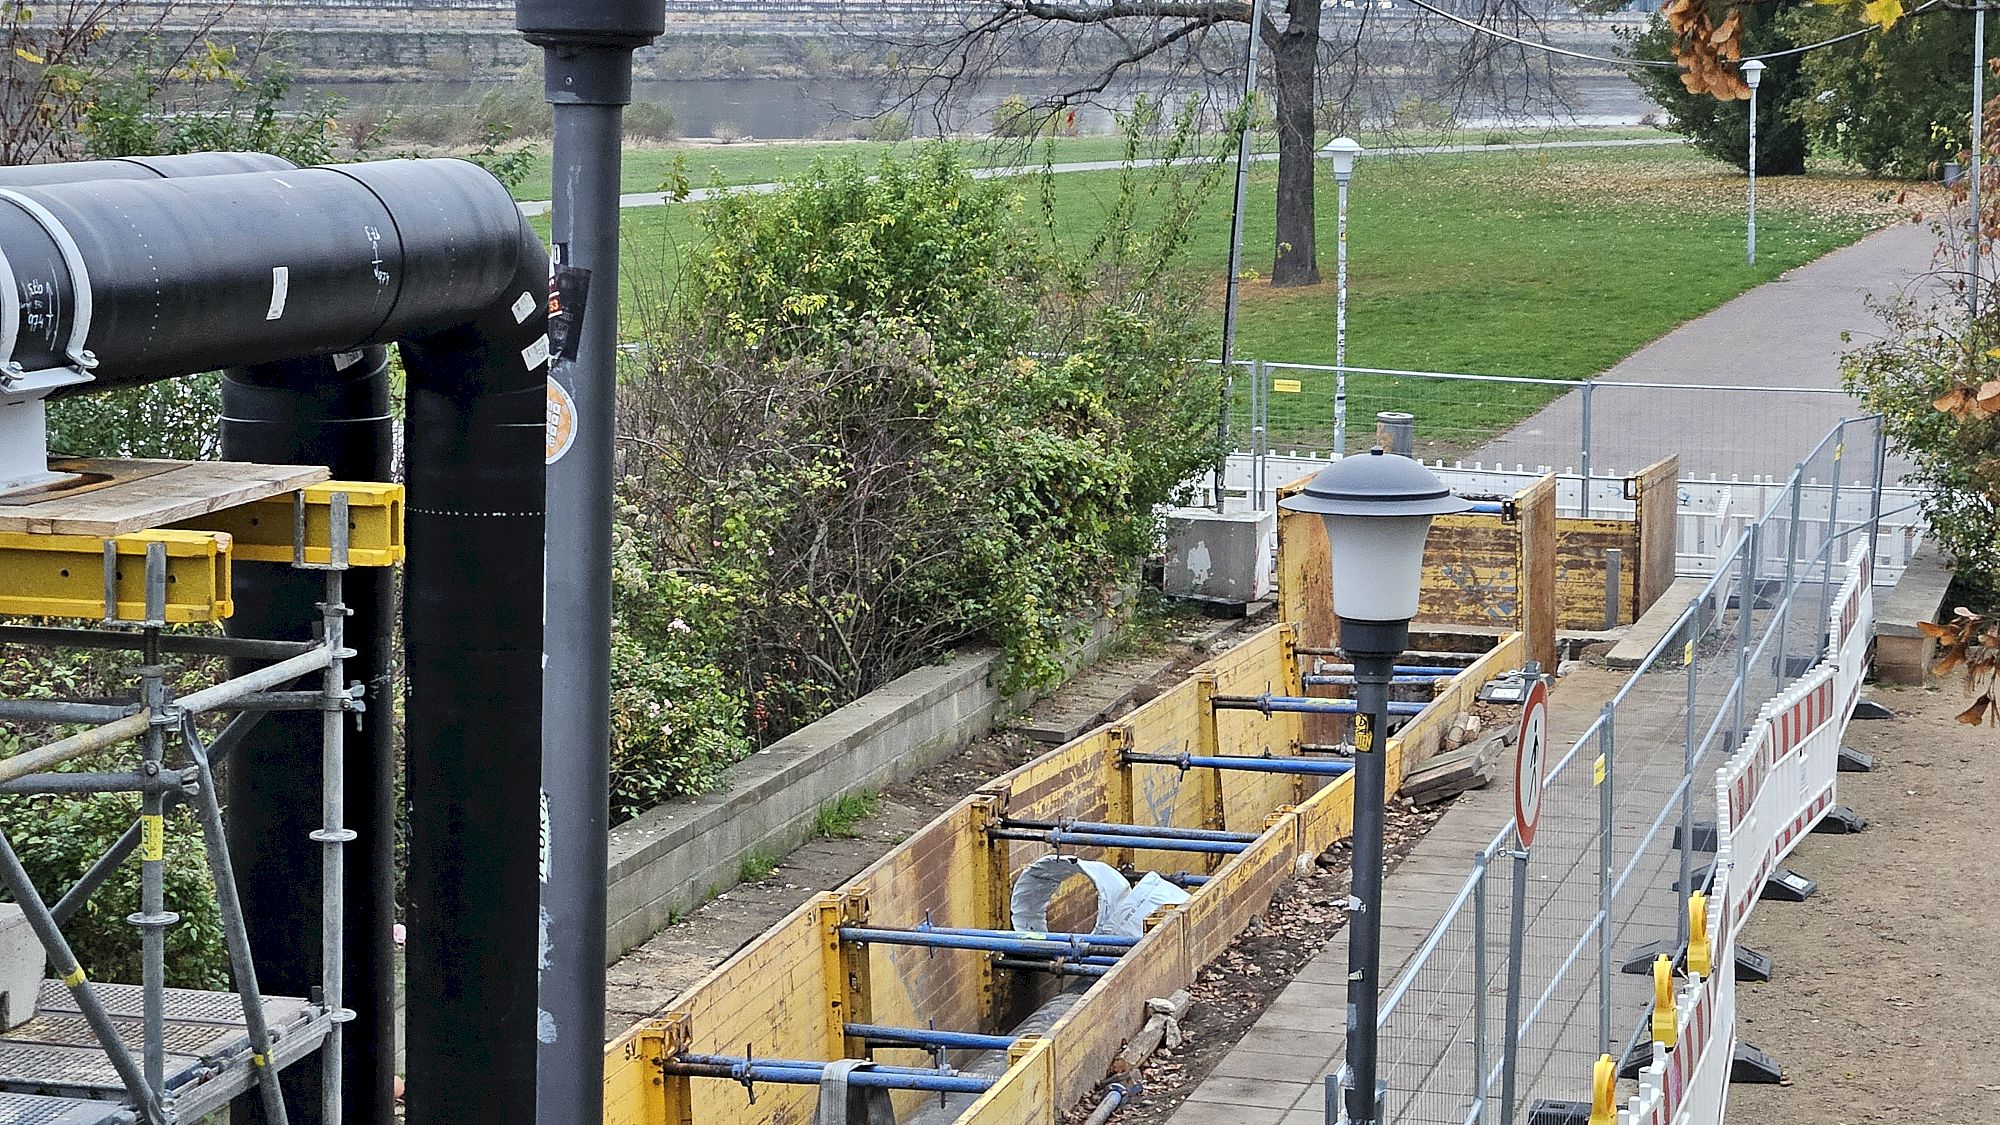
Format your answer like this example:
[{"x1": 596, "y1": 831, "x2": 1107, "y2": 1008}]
[
  {"x1": 1323, "y1": 137, "x2": 1362, "y2": 455},
  {"x1": 1281, "y1": 449, "x2": 1470, "y2": 1125},
  {"x1": 1742, "y1": 59, "x2": 1765, "y2": 267}
]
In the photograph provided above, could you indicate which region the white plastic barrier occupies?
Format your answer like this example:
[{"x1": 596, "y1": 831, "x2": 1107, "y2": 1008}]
[{"x1": 1615, "y1": 540, "x2": 1873, "y2": 1124}]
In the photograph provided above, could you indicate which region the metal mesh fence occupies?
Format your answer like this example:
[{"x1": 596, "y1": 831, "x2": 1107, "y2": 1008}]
[{"x1": 1358, "y1": 415, "x2": 1890, "y2": 1125}]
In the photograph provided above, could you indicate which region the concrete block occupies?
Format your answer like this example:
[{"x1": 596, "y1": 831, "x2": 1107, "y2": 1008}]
[
  {"x1": 1163, "y1": 506, "x2": 1276, "y2": 604},
  {"x1": 1874, "y1": 541, "x2": 1954, "y2": 685},
  {"x1": 0, "y1": 904, "x2": 43, "y2": 1030}
]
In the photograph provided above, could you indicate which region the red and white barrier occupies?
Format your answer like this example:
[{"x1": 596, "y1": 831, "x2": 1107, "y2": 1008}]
[{"x1": 1615, "y1": 540, "x2": 1874, "y2": 1124}]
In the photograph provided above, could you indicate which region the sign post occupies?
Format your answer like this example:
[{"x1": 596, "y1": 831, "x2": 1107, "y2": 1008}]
[{"x1": 1498, "y1": 675, "x2": 1549, "y2": 1125}]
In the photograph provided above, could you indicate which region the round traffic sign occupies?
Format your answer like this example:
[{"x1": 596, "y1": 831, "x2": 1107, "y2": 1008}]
[{"x1": 1513, "y1": 677, "x2": 1549, "y2": 848}]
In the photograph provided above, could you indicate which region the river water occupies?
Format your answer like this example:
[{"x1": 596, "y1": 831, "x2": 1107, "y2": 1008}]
[{"x1": 309, "y1": 73, "x2": 1662, "y2": 141}]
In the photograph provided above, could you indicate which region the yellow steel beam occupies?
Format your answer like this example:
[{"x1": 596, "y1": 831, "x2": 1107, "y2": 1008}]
[
  {"x1": 174, "y1": 481, "x2": 404, "y2": 568},
  {"x1": 0, "y1": 528, "x2": 233, "y2": 623}
]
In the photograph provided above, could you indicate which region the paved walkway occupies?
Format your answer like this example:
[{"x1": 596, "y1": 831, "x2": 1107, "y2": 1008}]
[
  {"x1": 1478, "y1": 220, "x2": 1940, "y2": 481},
  {"x1": 514, "y1": 137, "x2": 1683, "y2": 216}
]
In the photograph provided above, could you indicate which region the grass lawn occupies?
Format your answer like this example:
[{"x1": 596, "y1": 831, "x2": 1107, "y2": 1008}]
[
  {"x1": 563, "y1": 141, "x2": 1923, "y2": 452},
  {"x1": 508, "y1": 124, "x2": 1676, "y2": 201}
]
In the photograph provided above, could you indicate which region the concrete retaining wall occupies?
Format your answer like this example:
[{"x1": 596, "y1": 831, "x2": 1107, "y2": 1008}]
[{"x1": 603, "y1": 610, "x2": 1124, "y2": 961}]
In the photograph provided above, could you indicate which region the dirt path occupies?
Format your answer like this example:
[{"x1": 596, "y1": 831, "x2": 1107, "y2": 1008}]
[
  {"x1": 1728, "y1": 682, "x2": 2000, "y2": 1125},
  {"x1": 603, "y1": 609, "x2": 1272, "y2": 1032}
]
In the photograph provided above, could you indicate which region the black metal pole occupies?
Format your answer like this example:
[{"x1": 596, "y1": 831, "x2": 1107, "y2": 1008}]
[
  {"x1": 517, "y1": 4, "x2": 659, "y2": 1122},
  {"x1": 1339, "y1": 621, "x2": 1402, "y2": 1125}
]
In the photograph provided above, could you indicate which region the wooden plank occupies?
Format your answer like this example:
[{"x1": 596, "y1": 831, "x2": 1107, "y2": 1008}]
[
  {"x1": 958, "y1": 1036, "x2": 1056, "y2": 1125},
  {"x1": 1633, "y1": 456, "x2": 1680, "y2": 621},
  {"x1": 1516, "y1": 474, "x2": 1559, "y2": 671},
  {"x1": 0, "y1": 459, "x2": 329, "y2": 536}
]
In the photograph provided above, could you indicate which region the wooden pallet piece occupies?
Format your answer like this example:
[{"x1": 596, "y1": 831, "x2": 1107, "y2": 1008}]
[{"x1": 0, "y1": 459, "x2": 329, "y2": 537}]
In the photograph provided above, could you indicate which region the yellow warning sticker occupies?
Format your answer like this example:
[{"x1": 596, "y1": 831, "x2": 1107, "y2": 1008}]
[
  {"x1": 1592, "y1": 754, "x2": 1607, "y2": 786},
  {"x1": 62, "y1": 966, "x2": 85, "y2": 987},
  {"x1": 1272, "y1": 379, "x2": 1303, "y2": 394},
  {"x1": 140, "y1": 814, "x2": 164, "y2": 862},
  {"x1": 1355, "y1": 714, "x2": 1373, "y2": 753},
  {"x1": 1683, "y1": 640, "x2": 1695, "y2": 667}
]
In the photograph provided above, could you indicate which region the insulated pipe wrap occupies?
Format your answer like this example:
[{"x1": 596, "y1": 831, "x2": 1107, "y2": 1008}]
[{"x1": 0, "y1": 159, "x2": 526, "y2": 389}]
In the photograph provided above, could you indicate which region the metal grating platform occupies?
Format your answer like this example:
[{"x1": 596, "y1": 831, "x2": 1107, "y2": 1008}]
[{"x1": 0, "y1": 980, "x2": 328, "y2": 1122}]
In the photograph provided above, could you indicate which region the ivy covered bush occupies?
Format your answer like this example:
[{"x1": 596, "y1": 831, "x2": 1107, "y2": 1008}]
[{"x1": 607, "y1": 138, "x2": 1223, "y2": 821}]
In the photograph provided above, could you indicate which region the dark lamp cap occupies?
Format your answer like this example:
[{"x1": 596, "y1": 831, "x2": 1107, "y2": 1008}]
[{"x1": 1278, "y1": 447, "x2": 1474, "y2": 518}]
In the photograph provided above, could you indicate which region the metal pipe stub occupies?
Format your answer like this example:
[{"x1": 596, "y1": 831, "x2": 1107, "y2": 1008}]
[
  {"x1": 665, "y1": 1053, "x2": 995, "y2": 1095},
  {"x1": 838, "y1": 925, "x2": 1132, "y2": 958}
]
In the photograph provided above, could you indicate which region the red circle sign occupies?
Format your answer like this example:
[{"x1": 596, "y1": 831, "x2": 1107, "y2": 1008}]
[{"x1": 1514, "y1": 677, "x2": 1549, "y2": 848}]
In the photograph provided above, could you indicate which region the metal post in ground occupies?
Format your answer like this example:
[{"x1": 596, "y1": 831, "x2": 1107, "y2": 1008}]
[
  {"x1": 1973, "y1": 4, "x2": 1986, "y2": 319},
  {"x1": 135, "y1": 661, "x2": 176, "y2": 1098},
  {"x1": 315, "y1": 560, "x2": 353, "y2": 1125},
  {"x1": 1596, "y1": 704, "x2": 1614, "y2": 1057},
  {"x1": 1332, "y1": 145, "x2": 1355, "y2": 455},
  {"x1": 523, "y1": 4, "x2": 661, "y2": 1122},
  {"x1": 1497, "y1": 839, "x2": 1531, "y2": 1125},
  {"x1": 1868, "y1": 417, "x2": 1887, "y2": 562},
  {"x1": 1472, "y1": 853, "x2": 1491, "y2": 1125},
  {"x1": 1780, "y1": 476, "x2": 1804, "y2": 678},
  {"x1": 1579, "y1": 381, "x2": 1595, "y2": 518},
  {"x1": 1679, "y1": 603, "x2": 1699, "y2": 950},
  {"x1": 1817, "y1": 433, "x2": 1845, "y2": 640},
  {"x1": 1735, "y1": 525, "x2": 1759, "y2": 740},
  {"x1": 1216, "y1": 0, "x2": 1264, "y2": 509}
]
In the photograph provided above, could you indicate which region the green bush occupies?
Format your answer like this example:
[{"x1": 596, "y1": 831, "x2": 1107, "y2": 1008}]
[
  {"x1": 627, "y1": 99, "x2": 679, "y2": 142},
  {"x1": 607, "y1": 141, "x2": 1223, "y2": 817},
  {"x1": 867, "y1": 111, "x2": 914, "y2": 143},
  {"x1": 992, "y1": 94, "x2": 1059, "y2": 138},
  {"x1": 0, "y1": 648, "x2": 228, "y2": 988},
  {"x1": 1627, "y1": 5, "x2": 1808, "y2": 175}
]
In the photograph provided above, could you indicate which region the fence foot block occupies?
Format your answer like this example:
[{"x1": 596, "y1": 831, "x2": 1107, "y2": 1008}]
[
  {"x1": 1760, "y1": 867, "x2": 1817, "y2": 902},
  {"x1": 1811, "y1": 805, "x2": 1868, "y2": 834},
  {"x1": 1729, "y1": 1041, "x2": 1784, "y2": 1084},
  {"x1": 1837, "y1": 745, "x2": 1878, "y2": 772},
  {"x1": 1851, "y1": 698, "x2": 1895, "y2": 720},
  {"x1": 1620, "y1": 939, "x2": 1678, "y2": 975},
  {"x1": 1735, "y1": 943, "x2": 1775, "y2": 982},
  {"x1": 1526, "y1": 1099, "x2": 1592, "y2": 1125},
  {"x1": 1671, "y1": 862, "x2": 1714, "y2": 894},
  {"x1": 1672, "y1": 820, "x2": 1718, "y2": 853}
]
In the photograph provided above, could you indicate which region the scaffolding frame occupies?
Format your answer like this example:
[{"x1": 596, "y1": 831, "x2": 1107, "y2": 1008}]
[{"x1": 0, "y1": 489, "x2": 364, "y2": 1125}]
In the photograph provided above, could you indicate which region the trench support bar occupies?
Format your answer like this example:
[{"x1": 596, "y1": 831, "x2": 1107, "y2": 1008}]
[
  {"x1": 1122, "y1": 751, "x2": 1356, "y2": 778},
  {"x1": 1211, "y1": 693, "x2": 1428, "y2": 717}
]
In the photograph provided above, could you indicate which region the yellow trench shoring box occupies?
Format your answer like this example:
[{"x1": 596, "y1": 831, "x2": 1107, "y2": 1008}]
[
  {"x1": 0, "y1": 528, "x2": 234, "y2": 623},
  {"x1": 174, "y1": 481, "x2": 405, "y2": 568}
]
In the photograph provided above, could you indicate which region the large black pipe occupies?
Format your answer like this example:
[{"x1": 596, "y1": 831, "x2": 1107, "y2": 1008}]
[
  {"x1": 0, "y1": 150, "x2": 400, "y2": 1125},
  {"x1": 222, "y1": 351, "x2": 396, "y2": 1125},
  {"x1": 0, "y1": 159, "x2": 549, "y2": 1123}
]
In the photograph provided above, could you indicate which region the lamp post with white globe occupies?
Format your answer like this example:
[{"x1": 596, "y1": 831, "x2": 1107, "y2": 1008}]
[{"x1": 1281, "y1": 449, "x2": 1469, "y2": 1125}]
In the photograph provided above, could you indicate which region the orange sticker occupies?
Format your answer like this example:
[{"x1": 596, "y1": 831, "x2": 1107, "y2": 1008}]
[{"x1": 546, "y1": 379, "x2": 577, "y2": 465}]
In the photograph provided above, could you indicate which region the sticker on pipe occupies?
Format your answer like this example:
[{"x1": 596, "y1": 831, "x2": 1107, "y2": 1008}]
[
  {"x1": 546, "y1": 379, "x2": 577, "y2": 465},
  {"x1": 1513, "y1": 676, "x2": 1549, "y2": 848}
]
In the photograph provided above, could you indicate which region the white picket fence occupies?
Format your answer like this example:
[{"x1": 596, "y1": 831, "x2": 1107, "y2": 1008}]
[{"x1": 1202, "y1": 451, "x2": 1924, "y2": 587}]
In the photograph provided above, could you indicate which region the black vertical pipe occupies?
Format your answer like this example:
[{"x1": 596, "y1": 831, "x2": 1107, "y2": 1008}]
[
  {"x1": 519, "y1": 4, "x2": 659, "y2": 1121},
  {"x1": 399, "y1": 224, "x2": 550, "y2": 1125},
  {"x1": 222, "y1": 350, "x2": 396, "y2": 1125}
]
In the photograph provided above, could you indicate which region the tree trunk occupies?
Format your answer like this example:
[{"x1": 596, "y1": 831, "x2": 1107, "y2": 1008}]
[{"x1": 1270, "y1": 0, "x2": 1321, "y2": 287}]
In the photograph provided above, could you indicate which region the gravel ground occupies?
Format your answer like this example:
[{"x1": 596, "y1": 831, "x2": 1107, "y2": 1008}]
[{"x1": 1727, "y1": 682, "x2": 2000, "y2": 1125}]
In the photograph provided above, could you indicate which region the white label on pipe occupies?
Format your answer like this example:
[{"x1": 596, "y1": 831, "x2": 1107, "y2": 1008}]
[
  {"x1": 512, "y1": 291, "x2": 536, "y2": 324},
  {"x1": 522, "y1": 334, "x2": 551, "y2": 372},
  {"x1": 331, "y1": 350, "x2": 364, "y2": 372},
  {"x1": 265, "y1": 266, "x2": 289, "y2": 321}
]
